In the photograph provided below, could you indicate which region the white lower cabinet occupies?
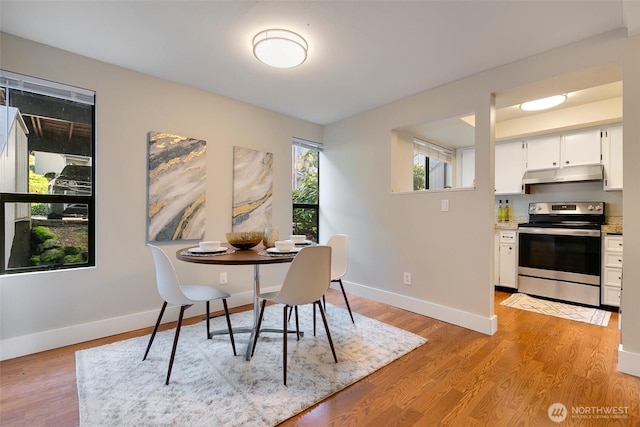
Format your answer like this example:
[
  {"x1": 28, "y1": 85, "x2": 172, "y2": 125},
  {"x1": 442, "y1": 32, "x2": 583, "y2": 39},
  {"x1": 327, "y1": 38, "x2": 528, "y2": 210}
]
[
  {"x1": 602, "y1": 234, "x2": 623, "y2": 307},
  {"x1": 495, "y1": 230, "x2": 518, "y2": 289}
]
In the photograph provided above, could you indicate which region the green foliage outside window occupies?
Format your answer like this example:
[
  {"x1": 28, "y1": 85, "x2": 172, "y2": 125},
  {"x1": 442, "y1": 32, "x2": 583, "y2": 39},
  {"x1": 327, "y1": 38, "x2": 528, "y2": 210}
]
[
  {"x1": 29, "y1": 155, "x2": 49, "y2": 215},
  {"x1": 413, "y1": 163, "x2": 425, "y2": 191},
  {"x1": 292, "y1": 168, "x2": 318, "y2": 204}
]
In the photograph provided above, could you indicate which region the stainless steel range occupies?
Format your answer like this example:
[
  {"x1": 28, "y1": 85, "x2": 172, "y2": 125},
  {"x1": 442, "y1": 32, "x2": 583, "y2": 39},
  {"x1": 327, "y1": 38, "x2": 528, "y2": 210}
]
[{"x1": 518, "y1": 202, "x2": 605, "y2": 307}]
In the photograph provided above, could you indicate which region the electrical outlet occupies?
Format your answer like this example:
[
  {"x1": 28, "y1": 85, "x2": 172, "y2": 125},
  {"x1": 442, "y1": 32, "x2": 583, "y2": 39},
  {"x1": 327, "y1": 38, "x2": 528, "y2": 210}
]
[
  {"x1": 403, "y1": 272, "x2": 412, "y2": 285},
  {"x1": 219, "y1": 272, "x2": 228, "y2": 285}
]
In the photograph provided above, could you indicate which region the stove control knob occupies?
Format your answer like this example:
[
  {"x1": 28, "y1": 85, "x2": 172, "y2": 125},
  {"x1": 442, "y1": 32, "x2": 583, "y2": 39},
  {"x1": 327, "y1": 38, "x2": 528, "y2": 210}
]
[
  {"x1": 588, "y1": 205, "x2": 594, "y2": 211},
  {"x1": 595, "y1": 205, "x2": 602, "y2": 211}
]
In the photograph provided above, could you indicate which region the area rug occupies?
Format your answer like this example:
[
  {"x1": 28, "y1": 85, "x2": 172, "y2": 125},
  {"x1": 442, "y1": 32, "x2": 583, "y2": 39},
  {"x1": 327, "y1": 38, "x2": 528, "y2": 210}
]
[
  {"x1": 76, "y1": 303, "x2": 426, "y2": 426},
  {"x1": 500, "y1": 293, "x2": 611, "y2": 326}
]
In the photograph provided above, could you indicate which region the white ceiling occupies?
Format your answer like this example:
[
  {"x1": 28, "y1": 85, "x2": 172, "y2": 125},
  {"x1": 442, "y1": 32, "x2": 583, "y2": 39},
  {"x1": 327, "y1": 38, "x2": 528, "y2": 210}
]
[{"x1": 0, "y1": 1, "x2": 634, "y2": 125}]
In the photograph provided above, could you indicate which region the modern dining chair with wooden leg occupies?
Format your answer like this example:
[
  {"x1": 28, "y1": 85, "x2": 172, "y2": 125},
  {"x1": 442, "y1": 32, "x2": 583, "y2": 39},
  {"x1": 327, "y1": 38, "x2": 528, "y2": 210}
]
[
  {"x1": 251, "y1": 245, "x2": 337, "y2": 386},
  {"x1": 325, "y1": 234, "x2": 354, "y2": 323},
  {"x1": 144, "y1": 244, "x2": 236, "y2": 385}
]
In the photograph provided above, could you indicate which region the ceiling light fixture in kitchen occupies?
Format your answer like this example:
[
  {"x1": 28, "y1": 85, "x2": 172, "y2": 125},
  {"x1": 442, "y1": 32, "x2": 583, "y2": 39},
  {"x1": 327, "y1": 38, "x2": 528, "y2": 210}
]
[
  {"x1": 253, "y1": 29, "x2": 308, "y2": 68},
  {"x1": 520, "y1": 94, "x2": 567, "y2": 111}
]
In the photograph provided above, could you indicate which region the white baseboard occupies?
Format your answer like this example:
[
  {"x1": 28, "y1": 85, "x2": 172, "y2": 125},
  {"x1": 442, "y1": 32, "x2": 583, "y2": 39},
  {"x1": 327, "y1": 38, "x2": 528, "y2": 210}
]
[
  {"x1": 618, "y1": 344, "x2": 640, "y2": 377},
  {"x1": 2, "y1": 282, "x2": 500, "y2": 360},
  {"x1": 331, "y1": 281, "x2": 498, "y2": 335},
  {"x1": 0, "y1": 289, "x2": 263, "y2": 361}
]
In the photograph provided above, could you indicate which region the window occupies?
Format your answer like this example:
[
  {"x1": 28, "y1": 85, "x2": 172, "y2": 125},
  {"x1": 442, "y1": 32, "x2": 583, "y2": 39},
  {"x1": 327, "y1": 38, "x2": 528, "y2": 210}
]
[
  {"x1": 413, "y1": 138, "x2": 453, "y2": 190},
  {"x1": 1, "y1": 70, "x2": 96, "y2": 274},
  {"x1": 292, "y1": 138, "x2": 321, "y2": 242}
]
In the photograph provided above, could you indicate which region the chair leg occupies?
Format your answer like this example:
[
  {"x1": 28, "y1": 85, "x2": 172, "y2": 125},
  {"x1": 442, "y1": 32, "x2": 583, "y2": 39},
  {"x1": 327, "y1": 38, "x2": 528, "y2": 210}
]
[
  {"x1": 222, "y1": 298, "x2": 237, "y2": 356},
  {"x1": 313, "y1": 303, "x2": 317, "y2": 336},
  {"x1": 316, "y1": 301, "x2": 338, "y2": 363},
  {"x1": 206, "y1": 301, "x2": 211, "y2": 339},
  {"x1": 323, "y1": 294, "x2": 326, "y2": 310},
  {"x1": 283, "y1": 305, "x2": 288, "y2": 386},
  {"x1": 287, "y1": 306, "x2": 300, "y2": 339},
  {"x1": 251, "y1": 299, "x2": 267, "y2": 357},
  {"x1": 294, "y1": 306, "x2": 300, "y2": 341},
  {"x1": 337, "y1": 279, "x2": 355, "y2": 324},
  {"x1": 143, "y1": 301, "x2": 167, "y2": 361},
  {"x1": 166, "y1": 305, "x2": 189, "y2": 385}
]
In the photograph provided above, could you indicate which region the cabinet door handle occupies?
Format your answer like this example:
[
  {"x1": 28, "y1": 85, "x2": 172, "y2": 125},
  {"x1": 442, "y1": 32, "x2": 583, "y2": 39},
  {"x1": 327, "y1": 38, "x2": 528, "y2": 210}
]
[
  {"x1": 552, "y1": 162, "x2": 557, "y2": 166},
  {"x1": 565, "y1": 161, "x2": 570, "y2": 164}
]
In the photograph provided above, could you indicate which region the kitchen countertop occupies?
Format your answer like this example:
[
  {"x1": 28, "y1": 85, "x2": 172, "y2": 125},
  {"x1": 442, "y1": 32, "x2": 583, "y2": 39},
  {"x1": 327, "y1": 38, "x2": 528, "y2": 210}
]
[
  {"x1": 602, "y1": 216, "x2": 623, "y2": 234},
  {"x1": 495, "y1": 222, "x2": 520, "y2": 230}
]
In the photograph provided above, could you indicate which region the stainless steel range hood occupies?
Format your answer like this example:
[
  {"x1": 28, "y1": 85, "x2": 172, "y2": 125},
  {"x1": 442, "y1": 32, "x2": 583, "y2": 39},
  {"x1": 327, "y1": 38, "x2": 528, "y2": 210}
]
[{"x1": 522, "y1": 164, "x2": 604, "y2": 185}]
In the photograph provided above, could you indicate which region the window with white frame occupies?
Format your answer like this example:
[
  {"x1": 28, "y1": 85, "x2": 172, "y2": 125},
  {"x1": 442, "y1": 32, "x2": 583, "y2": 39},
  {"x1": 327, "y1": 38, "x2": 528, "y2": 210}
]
[{"x1": 413, "y1": 138, "x2": 453, "y2": 190}]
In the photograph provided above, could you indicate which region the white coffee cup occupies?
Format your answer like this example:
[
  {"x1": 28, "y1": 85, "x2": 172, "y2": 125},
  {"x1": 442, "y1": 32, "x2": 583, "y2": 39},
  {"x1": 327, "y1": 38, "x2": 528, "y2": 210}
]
[
  {"x1": 199, "y1": 240, "x2": 221, "y2": 251},
  {"x1": 290, "y1": 235, "x2": 306, "y2": 244},
  {"x1": 275, "y1": 240, "x2": 294, "y2": 252}
]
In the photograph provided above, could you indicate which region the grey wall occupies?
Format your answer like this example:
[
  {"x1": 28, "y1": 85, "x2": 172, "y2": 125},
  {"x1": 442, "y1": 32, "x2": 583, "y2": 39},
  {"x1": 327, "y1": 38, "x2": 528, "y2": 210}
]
[
  {"x1": 1, "y1": 29, "x2": 639, "y2": 377},
  {"x1": 0, "y1": 33, "x2": 323, "y2": 359},
  {"x1": 320, "y1": 29, "x2": 640, "y2": 376}
]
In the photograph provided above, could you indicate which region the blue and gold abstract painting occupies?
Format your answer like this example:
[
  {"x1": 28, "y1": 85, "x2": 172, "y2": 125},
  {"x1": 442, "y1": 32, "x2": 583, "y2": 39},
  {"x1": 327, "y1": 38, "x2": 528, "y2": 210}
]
[
  {"x1": 232, "y1": 146, "x2": 273, "y2": 232},
  {"x1": 147, "y1": 132, "x2": 206, "y2": 241}
]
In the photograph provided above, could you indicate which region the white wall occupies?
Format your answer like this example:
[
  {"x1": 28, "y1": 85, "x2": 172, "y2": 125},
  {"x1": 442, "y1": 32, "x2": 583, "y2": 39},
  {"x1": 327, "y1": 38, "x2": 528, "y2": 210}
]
[
  {"x1": 0, "y1": 33, "x2": 323, "y2": 360},
  {"x1": 321, "y1": 29, "x2": 640, "y2": 376}
]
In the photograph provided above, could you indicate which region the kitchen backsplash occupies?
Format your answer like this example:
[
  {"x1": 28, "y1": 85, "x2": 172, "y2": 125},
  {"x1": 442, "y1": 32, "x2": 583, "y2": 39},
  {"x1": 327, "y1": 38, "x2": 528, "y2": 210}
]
[{"x1": 495, "y1": 180, "x2": 623, "y2": 220}]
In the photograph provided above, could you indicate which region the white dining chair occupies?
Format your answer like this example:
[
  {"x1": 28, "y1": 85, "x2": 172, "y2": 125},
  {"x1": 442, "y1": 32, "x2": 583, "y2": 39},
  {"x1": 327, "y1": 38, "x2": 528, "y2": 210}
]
[
  {"x1": 325, "y1": 234, "x2": 354, "y2": 323},
  {"x1": 144, "y1": 244, "x2": 236, "y2": 385},
  {"x1": 288, "y1": 233, "x2": 354, "y2": 334},
  {"x1": 250, "y1": 245, "x2": 337, "y2": 386}
]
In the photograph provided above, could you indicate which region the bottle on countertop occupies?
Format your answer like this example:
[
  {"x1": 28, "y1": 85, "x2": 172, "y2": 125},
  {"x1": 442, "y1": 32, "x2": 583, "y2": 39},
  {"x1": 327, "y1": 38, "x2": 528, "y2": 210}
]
[
  {"x1": 497, "y1": 200, "x2": 505, "y2": 222},
  {"x1": 505, "y1": 199, "x2": 511, "y2": 222}
]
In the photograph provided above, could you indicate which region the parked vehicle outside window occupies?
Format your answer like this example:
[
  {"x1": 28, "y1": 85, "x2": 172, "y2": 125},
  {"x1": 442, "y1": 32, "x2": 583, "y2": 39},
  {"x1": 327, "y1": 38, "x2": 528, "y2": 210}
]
[{"x1": 47, "y1": 164, "x2": 92, "y2": 219}]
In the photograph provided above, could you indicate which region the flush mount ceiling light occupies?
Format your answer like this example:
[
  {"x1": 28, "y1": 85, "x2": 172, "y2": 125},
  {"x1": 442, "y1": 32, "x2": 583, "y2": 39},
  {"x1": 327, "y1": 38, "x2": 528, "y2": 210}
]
[
  {"x1": 253, "y1": 29, "x2": 308, "y2": 69},
  {"x1": 520, "y1": 94, "x2": 567, "y2": 111}
]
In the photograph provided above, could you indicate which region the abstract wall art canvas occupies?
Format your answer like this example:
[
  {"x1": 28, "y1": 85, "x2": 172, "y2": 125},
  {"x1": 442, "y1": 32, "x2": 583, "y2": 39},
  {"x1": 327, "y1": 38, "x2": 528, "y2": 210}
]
[
  {"x1": 147, "y1": 132, "x2": 206, "y2": 241},
  {"x1": 232, "y1": 146, "x2": 273, "y2": 232}
]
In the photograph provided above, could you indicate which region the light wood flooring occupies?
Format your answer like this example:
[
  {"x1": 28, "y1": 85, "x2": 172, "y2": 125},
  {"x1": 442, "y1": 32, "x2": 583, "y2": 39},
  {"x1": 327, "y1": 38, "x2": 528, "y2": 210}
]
[{"x1": 1, "y1": 290, "x2": 639, "y2": 426}]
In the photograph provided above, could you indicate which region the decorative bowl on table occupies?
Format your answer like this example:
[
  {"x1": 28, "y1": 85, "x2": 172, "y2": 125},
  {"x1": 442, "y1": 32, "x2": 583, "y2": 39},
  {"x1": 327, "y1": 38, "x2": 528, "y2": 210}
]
[{"x1": 225, "y1": 231, "x2": 263, "y2": 250}]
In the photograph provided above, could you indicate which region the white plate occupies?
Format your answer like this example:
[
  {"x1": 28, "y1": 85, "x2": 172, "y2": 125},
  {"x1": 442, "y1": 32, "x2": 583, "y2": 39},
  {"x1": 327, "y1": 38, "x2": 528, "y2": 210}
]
[
  {"x1": 187, "y1": 246, "x2": 227, "y2": 254},
  {"x1": 267, "y1": 247, "x2": 301, "y2": 254},
  {"x1": 294, "y1": 240, "x2": 313, "y2": 246}
]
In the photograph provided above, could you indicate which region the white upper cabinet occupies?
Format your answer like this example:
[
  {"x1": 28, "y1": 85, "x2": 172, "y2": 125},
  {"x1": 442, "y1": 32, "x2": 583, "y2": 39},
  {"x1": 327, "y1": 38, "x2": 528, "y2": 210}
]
[
  {"x1": 495, "y1": 141, "x2": 525, "y2": 194},
  {"x1": 525, "y1": 128, "x2": 602, "y2": 172},
  {"x1": 561, "y1": 129, "x2": 602, "y2": 167},
  {"x1": 602, "y1": 124, "x2": 623, "y2": 190},
  {"x1": 525, "y1": 135, "x2": 560, "y2": 171}
]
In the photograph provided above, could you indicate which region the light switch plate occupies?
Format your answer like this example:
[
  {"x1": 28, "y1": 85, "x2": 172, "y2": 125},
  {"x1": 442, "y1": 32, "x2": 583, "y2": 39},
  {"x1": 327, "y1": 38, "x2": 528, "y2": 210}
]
[{"x1": 441, "y1": 199, "x2": 449, "y2": 212}]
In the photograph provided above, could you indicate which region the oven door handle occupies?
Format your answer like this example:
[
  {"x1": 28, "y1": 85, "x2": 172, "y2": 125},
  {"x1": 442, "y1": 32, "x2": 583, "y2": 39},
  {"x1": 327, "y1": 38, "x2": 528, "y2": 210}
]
[{"x1": 518, "y1": 227, "x2": 601, "y2": 237}]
